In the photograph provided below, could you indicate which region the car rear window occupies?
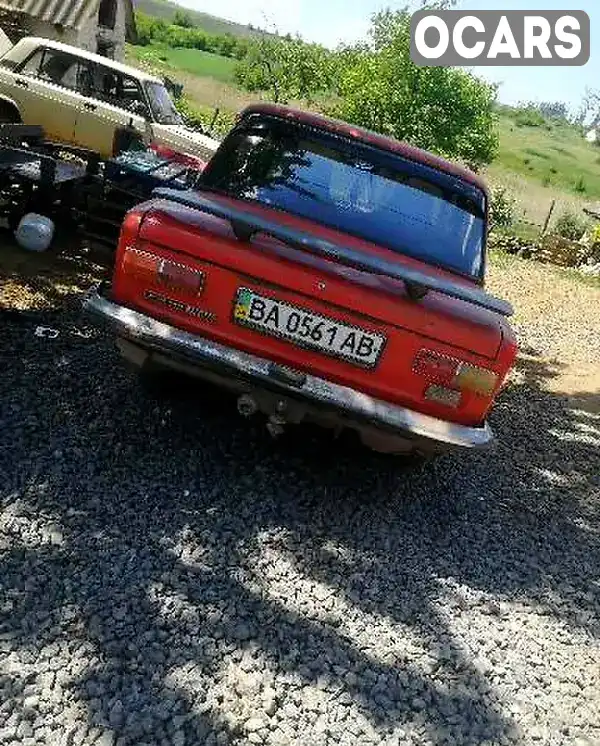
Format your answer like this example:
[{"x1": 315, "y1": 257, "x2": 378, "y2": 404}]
[{"x1": 200, "y1": 117, "x2": 487, "y2": 279}]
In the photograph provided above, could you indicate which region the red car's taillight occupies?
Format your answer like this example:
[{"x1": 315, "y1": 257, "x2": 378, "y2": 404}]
[
  {"x1": 121, "y1": 246, "x2": 204, "y2": 297},
  {"x1": 413, "y1": 349, "x2": 498, "y2": 398},
  {"x1": 121, "y1": 246, "x2": 159, "y2": 284}
]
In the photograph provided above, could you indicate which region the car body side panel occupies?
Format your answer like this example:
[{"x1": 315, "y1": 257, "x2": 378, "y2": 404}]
[
  {"x1": 0, "y1": 68, "x2": 78, "y2": 142},
  {"x1": 73, "y1": 101, "x2": 147, "y2": 157}
]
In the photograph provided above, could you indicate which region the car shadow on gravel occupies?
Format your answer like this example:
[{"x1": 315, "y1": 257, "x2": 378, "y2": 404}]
[{"x1": 1, "y1": 301, "x2": 599, "y2": 745}]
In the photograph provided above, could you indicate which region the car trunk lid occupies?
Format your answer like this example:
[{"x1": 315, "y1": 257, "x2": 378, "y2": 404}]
[
  {"x1": 138, "y1": 192, "x2": 506, "y2": 360},
  {"x1": 111, "y1": 194, "x2": 511, "y2": 427}
]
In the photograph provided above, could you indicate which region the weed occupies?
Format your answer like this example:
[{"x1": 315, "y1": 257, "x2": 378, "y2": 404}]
[
  {"x1": 489, "y1": 186, "x2": 516, "y2": 229},
  {"x1": 553, "y1": 211, "x2": 588, "y2": 241}
]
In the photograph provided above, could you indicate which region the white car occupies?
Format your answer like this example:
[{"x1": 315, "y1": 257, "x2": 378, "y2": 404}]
[{"x1": 0, "y1": 36, "x2": 220, "y2": 163}]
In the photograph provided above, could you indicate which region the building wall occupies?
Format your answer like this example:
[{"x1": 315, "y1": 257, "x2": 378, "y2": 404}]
[
  {"x1": 29, "y1": 18, "x2": 81, "y2": 48},
  {"x1": 0, "y1": 1, "x2": 127, "y2": 61},
  {"x1": 78, "y1": 0, "x2": 128, "y2": 61}
]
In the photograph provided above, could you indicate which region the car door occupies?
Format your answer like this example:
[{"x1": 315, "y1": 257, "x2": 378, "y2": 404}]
[
  {"x1": 72, "y1": 65, "x2": 150, "y2": 158},
  {"x1": 7, "y1": 47, "x2": 93, "y2": 144}
]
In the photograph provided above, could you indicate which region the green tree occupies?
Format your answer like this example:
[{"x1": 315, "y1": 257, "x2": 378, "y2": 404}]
[
  {"x1": 329, "y1": 8, "x2": 498, "y2": 167},
  {"x1": 233, "y1": 37, "x2": 250, "y2": 61},
  {"x1": 190, "y1": 29, "x2": 208, "y2": 51},
  {"x1": 134, "y1": 11, "x2": 167, "y2": 45},
  {"x1": 173, "y1": 9, "x2": 194, "y2": 28},
  {"x1": 215, "y1": 32, "x2": 237, "y2": 58},
  {"x1": 165, "y1": 24, "x2": 195, "y2": 48},
  {"x1": 134, "y1": 11, "x2": 154, "y2": 46},
  {"x1": 234, "y1": 36, "x2": 336, "y2": 104}
]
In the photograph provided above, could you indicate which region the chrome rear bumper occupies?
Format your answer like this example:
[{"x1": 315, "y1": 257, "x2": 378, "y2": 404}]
[{"x1": 82, "y1": 284, "x2": 493, "y2": 451}]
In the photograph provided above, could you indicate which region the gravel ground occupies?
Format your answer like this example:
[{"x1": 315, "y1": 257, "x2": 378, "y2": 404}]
[
  {"x1": 1, "y1": 248, "x2": 599, "y2": 746},
  {"x1": 486, "y1": 254, "x2": 600, "y2": 372}
]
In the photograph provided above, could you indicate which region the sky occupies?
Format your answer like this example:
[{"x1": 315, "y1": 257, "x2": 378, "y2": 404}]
[{"x1": 174, "y1": 0, "x2": 598, "y2": 111}]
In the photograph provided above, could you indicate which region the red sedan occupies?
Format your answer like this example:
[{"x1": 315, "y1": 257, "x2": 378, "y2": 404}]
[{"x1": 83, "y1": 104, "x2": 517, "y2": 457}]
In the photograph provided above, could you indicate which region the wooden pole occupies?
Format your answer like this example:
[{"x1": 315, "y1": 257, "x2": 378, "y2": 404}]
[{"x1": 542, "y1": 199, "x2": 556, "y2": 236}]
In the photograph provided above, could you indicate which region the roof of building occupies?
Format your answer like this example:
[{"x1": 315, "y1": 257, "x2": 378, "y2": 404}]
[
  {"x1": 0, "y1": 0, "x2": 136, "y2": 40},
  {"x1": 241, "y1": 103, "x2": 489, "y2": 196}
]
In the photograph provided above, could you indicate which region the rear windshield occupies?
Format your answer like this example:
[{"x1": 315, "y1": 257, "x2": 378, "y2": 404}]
[{"x1": 200, "y1": 117, "x2": 487, "y2": 279}]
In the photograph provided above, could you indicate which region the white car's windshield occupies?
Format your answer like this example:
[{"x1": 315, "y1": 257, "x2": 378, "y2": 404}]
[{"x1": 145, "y1": 82, "x2": 183, "y2": 125}]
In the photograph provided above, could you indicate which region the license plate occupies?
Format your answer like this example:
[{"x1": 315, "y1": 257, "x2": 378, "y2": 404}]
[{"x1": 233, "y1": 288, "x2": 386, "y2": 368}]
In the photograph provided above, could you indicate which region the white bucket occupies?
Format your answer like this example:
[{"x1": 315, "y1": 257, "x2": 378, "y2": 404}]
[{"x1": 15, "y1": 213, "x2": 55, "y2": 252}]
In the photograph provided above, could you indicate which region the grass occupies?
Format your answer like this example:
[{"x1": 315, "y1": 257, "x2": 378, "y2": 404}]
[
  {"x1": 127, "y1": 44, "x2": 237, "y2": 84},
  {"x1": 484, "y1": 164, "x2": 594, "y2": 228},
  {"x1": 495, "y1": 221, "x2": 542, "y2": 243},
  {"x1": 491, "y1": 110, "x2": 600, "y2": 200}
]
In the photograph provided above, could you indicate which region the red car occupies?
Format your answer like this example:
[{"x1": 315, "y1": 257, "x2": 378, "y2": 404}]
[{"x1": 83, "y1": 104, "x2": 517, "y2": 458}]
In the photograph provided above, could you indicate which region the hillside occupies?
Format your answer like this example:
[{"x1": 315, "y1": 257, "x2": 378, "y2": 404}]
[
  {"x1": 486, "y1": 108, "x2": 600, "y2": 226},
  {"x1": 491, "y1": 108, "x2": 599, "y2": 197},
  {"x1": 133, "y1": 0, "x2": 269, "y2": 38}
]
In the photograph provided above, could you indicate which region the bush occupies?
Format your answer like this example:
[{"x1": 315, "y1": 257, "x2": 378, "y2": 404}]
[
  {"x1": 514, "y1": 108, "x2": 546, "y2": 128},
  {"x1": 135, "y1": 12, "x2": 168, "y2": 46},
  {"x1": 173, "y1": 10, "x2": 194, "y2": 28},
  {"x1": 489, "y1": 186, "x2": 516, "y2": 230},
  {"x1": 133, "y1": 10, "x2": 245, "y2": 59},
  {"x1": 553, "y1": 211, "x2": 588, "y2": 241}
]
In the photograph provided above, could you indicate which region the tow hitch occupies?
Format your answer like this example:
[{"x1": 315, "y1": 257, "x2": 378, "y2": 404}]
[{"x1": 236, "y1": 394, "x2": 290, "y2": 438}]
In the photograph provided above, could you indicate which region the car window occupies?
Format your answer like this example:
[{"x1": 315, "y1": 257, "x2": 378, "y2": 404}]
[
  {"x1": 19, "y1": 48, "x2": 93, "y2": 94},
  {"x1": 92, "y1": 67, "x2": 148, "y2": 117},
  {"x1": 202, "y1": 121, "x2": 487, "y2": 279},
  {"x1": 19, "y1": 49, "x2": 45, "y2": 77}
]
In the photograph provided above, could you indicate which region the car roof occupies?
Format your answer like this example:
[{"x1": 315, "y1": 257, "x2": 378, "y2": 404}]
[
  {"x1": 14, "y1": 37, "x2": 162, "y2": 85},
  {"x1": 240, "y1": 103, "x2": 489, "y2": 197}
]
